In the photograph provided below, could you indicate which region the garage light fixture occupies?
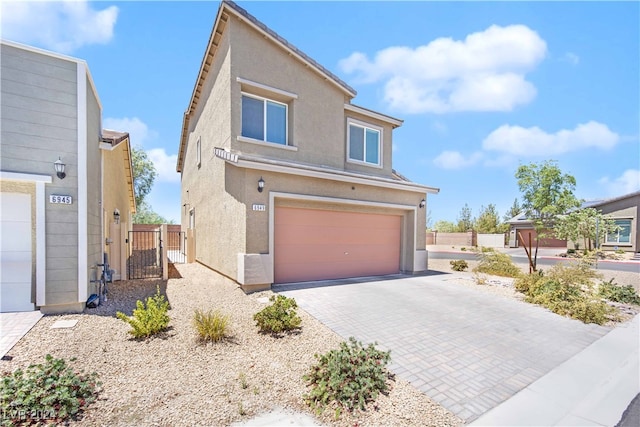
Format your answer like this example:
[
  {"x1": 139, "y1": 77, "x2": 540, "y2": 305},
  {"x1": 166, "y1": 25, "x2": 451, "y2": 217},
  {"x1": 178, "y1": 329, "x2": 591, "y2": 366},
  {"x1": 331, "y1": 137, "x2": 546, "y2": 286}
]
[
  {"x1": 419, "y1": 199, "x2": 426, "y2": 209},
  {"x1": 113, "y1": 209, "x2": 120, "y2": 224},
  {"x1": 258, "y1": 177, "x2": 265, "y2": 193},
  {"x1": 54, "y1": 157, "x2": 66, "y2": 179}
]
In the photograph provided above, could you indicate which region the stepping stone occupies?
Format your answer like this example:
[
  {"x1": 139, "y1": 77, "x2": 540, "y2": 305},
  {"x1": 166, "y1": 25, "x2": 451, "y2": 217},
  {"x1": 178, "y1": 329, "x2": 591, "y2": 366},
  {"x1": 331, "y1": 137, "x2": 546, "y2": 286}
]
[{"x1": 51, "y1": 319, "x2": 78, "y2": 329}]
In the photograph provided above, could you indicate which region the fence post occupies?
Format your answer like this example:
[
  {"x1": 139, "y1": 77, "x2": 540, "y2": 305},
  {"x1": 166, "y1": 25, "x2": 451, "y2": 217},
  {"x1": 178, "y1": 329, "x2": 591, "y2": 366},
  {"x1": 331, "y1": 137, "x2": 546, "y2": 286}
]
[
  {"x1": 121, "y1": 221, "x2": 128, "y2": 280},
  {"x1": 161, "y1": 224, "x2": 168, "y2": 280}
]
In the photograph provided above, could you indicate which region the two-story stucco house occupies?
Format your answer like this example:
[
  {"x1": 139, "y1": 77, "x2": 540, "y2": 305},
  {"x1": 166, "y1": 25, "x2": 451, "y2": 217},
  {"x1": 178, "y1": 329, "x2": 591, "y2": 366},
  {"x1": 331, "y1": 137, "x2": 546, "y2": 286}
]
[
  {"x1": 177, "y1": 1, "x2": 439, "y2": 291},
  {"x1": 0, "y1": 40, "x2": 136, "y2": 313}
]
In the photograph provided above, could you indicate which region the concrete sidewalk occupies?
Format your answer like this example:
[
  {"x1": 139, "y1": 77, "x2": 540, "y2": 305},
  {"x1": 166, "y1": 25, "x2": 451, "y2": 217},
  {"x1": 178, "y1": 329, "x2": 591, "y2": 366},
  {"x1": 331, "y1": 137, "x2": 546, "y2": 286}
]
[{"x1": 470, "y1": 314, "x2": 639, "y2": 426}]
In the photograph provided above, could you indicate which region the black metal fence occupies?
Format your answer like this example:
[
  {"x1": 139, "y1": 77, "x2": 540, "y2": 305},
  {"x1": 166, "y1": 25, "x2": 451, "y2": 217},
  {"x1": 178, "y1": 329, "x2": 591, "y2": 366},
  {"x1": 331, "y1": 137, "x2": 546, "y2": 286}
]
[{"x1": 127, "y1": 230, "x2": 163, "y2": 279}]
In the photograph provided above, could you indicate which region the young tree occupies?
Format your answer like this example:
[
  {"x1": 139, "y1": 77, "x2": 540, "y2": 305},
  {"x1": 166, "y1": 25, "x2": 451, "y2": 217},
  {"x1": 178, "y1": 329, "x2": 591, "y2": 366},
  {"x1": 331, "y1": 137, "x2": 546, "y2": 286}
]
[
  {"x1": 515, "y1": 160, "x2": 580, "y2": 271},
  {"x1": 475, "y1": 204, "x2": 502, "y2": 234},
  {"x1": 456, "y1": 203, "x2": 474, "y2": 232},
  {"x1": 433, "y1": 220, "x2": 457, "y2": 233},
  {"x1": 555, "y1": 208, "x2": 618, "y2": 252}
]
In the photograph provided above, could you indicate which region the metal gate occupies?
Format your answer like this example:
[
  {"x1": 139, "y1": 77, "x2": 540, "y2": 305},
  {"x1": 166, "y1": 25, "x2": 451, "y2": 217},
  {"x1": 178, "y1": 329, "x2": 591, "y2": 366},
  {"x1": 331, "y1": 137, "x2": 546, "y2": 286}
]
[
  {"x1": 127, "y1": 230, "x2": 163, "y2": 279},
  {"x1": 166, "y1": 231, "x2": 186, "y2": 264}
]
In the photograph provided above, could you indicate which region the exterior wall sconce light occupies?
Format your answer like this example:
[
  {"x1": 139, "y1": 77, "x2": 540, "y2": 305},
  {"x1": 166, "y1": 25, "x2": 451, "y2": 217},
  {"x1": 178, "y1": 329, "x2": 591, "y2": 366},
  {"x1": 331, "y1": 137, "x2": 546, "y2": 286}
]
[
  {"x1": 54, "y1": 157, "x2": 66, "y2": 179},
  {"x1": 258, "y1": 177, "x2": 265, "y2": 193},
  {"x1": 419, "y1": 199, "x2": 426, "y2": 209},
  {"x1": 113, "y1": 208, "x2": 120, "y2": 224}
]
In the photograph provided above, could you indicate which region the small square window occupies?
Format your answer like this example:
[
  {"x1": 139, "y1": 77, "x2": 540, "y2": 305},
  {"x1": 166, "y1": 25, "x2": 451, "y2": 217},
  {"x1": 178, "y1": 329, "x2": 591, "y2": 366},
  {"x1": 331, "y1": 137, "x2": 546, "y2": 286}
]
[
  {"x1": 347, "y1": 120, "x2": 381, "y2": 166},
  {"x1": 196, "y1": 137, "x2": 201, "y2": 168},
  {"x1": 241, "y1": 94, "x2": 288, "y2": 145}
]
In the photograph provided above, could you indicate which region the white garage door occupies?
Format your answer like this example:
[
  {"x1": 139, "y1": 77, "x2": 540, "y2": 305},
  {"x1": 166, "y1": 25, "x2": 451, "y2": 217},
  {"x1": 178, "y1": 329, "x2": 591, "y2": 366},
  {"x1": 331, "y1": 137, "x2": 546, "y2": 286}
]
[{"x1": 0, "y1": 193, "x2": 34, "y2": 312}]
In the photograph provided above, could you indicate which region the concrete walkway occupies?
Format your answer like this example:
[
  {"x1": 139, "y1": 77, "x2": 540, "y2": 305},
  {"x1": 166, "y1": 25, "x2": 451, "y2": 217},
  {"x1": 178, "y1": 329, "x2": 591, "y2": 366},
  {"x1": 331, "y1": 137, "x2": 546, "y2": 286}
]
[
  {"x1": 0, "y1": 311, "x2": 43, "y2": 358},
  {"x1": 275, "y1": 273, "x2": 613, "y2": 422},
  {"x1": 471, "y1": 314, "x2": 639, "y2": 426}
]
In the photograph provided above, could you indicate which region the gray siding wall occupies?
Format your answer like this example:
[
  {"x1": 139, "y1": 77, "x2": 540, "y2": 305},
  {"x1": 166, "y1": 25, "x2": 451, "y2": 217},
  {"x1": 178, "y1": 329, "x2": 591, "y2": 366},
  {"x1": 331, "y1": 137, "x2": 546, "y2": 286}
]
[
  {"x1": 86, "y1": 74, "x2": 103, "y2": 296},
  {"x1": 0, "y1": 44, "x2": 80, "y2": 305}
]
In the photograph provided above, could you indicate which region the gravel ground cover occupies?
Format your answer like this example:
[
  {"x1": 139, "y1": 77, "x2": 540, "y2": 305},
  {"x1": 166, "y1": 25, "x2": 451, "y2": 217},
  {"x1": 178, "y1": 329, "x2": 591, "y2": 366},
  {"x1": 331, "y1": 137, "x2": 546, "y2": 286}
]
[{"x1": 2, "y1": 263, "x2": 461, "y2": 427}]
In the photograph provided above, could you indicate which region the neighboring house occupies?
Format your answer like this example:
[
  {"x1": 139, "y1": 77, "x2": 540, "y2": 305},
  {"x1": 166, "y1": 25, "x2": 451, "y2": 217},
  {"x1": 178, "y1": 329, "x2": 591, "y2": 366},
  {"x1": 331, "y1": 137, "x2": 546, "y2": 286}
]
[
  {"x1": 579, "y1": 191, "x2": 639, "y2": 253},
  {"x1": 176, "y1": 1, "x2": 438, "y2": 291},
  {"x1": 506, "y1": 213, "x2": 567, "y2": 248},
  {"x1": 0, "y1": 40, "x2": 135, "y2": 313}
]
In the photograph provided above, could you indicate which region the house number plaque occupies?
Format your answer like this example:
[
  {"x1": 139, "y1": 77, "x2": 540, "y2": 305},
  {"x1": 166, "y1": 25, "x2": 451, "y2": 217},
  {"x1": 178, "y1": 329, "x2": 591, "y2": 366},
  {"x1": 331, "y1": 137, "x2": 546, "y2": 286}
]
[
  {"x1": 49, "y1": 195, "x2": 73, "y2": 204},
  {"x1": 252, "y1": 204, "x2": 266, "y2": 211}
]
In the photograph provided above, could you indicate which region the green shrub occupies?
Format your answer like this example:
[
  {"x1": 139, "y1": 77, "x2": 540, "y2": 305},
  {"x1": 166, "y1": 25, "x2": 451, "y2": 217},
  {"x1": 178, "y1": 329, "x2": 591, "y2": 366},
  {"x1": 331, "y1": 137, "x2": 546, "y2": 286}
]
[
  {"x1": 514, "y1": 263, "x2": 614, "y2": 325},
  {"x1": 598, "y1": 279, "x2": 640, "y2": 305},
  {"x1": 1, "y1": 354, "x2": 100, "y2": 426},
  {"x1": 253, "y1": 295, "x2": 301, "y2": 334},
  {"x1": 450, "y1": 259, "x2": 468, "y2": 271},
  {"x1": 304, "y1": 337, "x2": 391, "y2": 415},
  {"x1": 473, "y1": 251, "x2": 521, "y2": 278},
  {"x1": 116, "y1": 286, "x2": 170, "y2": 338},
  {"x1": 460, "y1": 247, "x2": 467, "y2": 251},
  {"x1": 193, "y1": 309, "x2": 230, "y2": 343}
]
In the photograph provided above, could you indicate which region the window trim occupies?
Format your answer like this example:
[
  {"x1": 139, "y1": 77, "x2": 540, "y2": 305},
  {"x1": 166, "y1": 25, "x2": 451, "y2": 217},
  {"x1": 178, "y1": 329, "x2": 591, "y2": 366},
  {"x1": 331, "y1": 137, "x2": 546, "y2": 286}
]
[
  {"x1": 604, "y1": 218, "x2": 633, "y2": 245},
  {"x1": 346, "y1": 118, "x2": 383, "y2": 168},
  {"x1": 241, "y1": 92, "x2": 289, "y2": 146}
]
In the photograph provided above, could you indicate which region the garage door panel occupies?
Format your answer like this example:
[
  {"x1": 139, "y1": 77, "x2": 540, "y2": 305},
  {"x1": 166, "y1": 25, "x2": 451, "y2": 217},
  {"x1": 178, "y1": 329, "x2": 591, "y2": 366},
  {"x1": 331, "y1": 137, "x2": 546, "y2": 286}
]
[
  {"x1": 275, "y1": 207, "x2": 401, "y2": 284},
  {"x1": 1, "y1": 222, "x2": 31, "y2": 252}
]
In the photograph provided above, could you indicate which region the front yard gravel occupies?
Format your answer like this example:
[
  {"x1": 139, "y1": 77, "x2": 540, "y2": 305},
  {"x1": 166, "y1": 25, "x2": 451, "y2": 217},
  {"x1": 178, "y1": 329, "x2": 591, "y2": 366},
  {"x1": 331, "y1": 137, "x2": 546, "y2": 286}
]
[{"x1": 2, "y1": 263, "x2": 461, "y2": 427}]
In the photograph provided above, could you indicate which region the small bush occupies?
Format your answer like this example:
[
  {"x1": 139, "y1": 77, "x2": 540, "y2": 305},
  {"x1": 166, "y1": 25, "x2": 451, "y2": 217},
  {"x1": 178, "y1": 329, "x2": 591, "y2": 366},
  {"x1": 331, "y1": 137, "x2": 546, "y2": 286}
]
[
  {"x1": 304, "y1": 337, "x2": 391, "y2": 414},
  {"x1": 253, "y1": 295, "x2": 301, "y2": 333},
  {"x1": 450, "y1": 259, "x2": 468, "y2": 271},
  {"x1": 1, "y1": 354, "x2": 100, "y2": 425},
  {"x1": 460, "y1": 247, "x2": 467, "y2": 251},
  {"x1": 598, "y1": 279, "x2": 640, "y2": 305},
  {"x1": 473, "y1": 251, "x2": 521, "y2": 278},
  {"x1": 193, "y1": 309, "x2": 230, "y2": 343},
  {"x1": 116, "y1": 286, "x2": 170, "y2": 338}
]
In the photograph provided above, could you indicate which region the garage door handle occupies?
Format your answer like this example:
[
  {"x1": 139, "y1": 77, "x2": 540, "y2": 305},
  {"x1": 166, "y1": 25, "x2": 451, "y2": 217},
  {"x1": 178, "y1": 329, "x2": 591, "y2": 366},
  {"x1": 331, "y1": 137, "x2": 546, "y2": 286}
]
[{"x1": 344, "y1": 252, "x2": 349, "y2": 255}]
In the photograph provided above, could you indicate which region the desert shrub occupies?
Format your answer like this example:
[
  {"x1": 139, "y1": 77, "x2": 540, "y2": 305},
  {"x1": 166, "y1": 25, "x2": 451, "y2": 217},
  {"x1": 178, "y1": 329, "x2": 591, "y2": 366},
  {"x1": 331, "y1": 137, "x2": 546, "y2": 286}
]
[
  {"x1": 304, "y1": 337, "x2": 391, "y2": 416},
  {"x1": 449, "y1": 259, "x2": 468, "y2": 272},
  {"x1": 253, "y1": 295, "x2": 301, "y2": 333},
  {"x1": 460, "y1": 247, "x2": 467, "y2": 251},
  {"x1": 598, "y1": 279, "x2": 640, "y2": 305},
  {"x1": 116, "y1": 286, "x2": 170, "y2": 338},
  {"x1": 515, "y1": 263, "x2": 613, "y2": 325},
  {"x1": 193, "y1": 309, "x2": 230, "y2": 343},
  {"x1": 473, "y1": 251, "x2": 521, "y2": 278},
  {"x1": 1, "y1": 355, "x2": 100, "y2": 426}
]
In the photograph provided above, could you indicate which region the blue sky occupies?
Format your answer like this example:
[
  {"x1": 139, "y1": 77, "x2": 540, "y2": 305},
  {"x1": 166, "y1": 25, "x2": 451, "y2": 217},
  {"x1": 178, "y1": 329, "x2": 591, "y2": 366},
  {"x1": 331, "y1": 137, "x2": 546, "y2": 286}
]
[{"x1": 3, "y1": 1, "x2": 639, "y2": 225}]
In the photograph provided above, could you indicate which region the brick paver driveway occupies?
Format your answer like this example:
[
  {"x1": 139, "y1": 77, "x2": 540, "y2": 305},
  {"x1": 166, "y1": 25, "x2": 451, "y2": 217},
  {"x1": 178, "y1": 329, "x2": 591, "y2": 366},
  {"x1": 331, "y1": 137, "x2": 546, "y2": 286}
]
[{"x1": 274, "y1": 273, "x2": 610, "y2": 422}]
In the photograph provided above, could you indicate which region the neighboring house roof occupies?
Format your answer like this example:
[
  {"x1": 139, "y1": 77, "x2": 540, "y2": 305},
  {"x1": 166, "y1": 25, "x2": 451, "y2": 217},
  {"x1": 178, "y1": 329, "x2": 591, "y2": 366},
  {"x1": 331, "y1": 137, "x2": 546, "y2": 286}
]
[
  {"x1": 506, "y1": 212, "x2": 529, "y2": 225},
  {"x1": 580, "y1": 190, "x2": 640, "y2": 209},
  {"x1": 101, "y1": 129, "x2": 137, "y2": 214},
  {"x1": 177, "y1": 0, "x2": 358, "y2": 173},
  {"x1": 213, "y1": 148, "x2": 440, "y2": 194}
]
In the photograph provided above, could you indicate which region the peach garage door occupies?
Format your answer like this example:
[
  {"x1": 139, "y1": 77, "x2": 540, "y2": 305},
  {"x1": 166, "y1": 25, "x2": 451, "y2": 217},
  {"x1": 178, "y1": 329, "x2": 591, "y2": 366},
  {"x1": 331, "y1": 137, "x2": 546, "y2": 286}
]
[{"x1": 274, "y1": 207, "x2": 401, "y2": 283}]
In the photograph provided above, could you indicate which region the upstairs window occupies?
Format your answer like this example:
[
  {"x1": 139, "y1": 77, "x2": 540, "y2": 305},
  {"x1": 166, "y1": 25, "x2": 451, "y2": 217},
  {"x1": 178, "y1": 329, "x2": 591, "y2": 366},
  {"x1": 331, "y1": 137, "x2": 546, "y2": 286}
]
[
  {"x1": 606, "y1": 219, "x2": 632, "y2": 244},
  {"x1": 241, "y1": 94, "x2": 287, "y2": 145},
  {"x1": 347, "y1": 119, "x2": 381, "y2": 166}
]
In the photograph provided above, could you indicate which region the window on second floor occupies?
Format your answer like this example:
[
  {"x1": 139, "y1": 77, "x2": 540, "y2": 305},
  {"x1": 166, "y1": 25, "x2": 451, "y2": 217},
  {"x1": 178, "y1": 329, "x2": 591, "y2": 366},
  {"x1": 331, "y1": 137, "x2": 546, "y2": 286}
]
[
  {"x1": 347, "y1": 119, "x2": 381, "y2": 167},
  {"x1": 241, "y1": 93, "x2": 287, "y2": 145},
  {"x1": 606, "y1": 219, "x2": 632, "y2": 244}
]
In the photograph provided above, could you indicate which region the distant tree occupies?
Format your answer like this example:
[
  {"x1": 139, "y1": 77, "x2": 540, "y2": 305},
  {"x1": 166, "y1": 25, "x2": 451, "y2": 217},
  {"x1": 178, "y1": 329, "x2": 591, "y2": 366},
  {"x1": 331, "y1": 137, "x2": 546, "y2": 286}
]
[
  {"x1": 133, "y1": 201, "x2": 174, "y2": 224},
  {"x1": 503, "y1": 198, "x2": 521, "y2": 222},
  {"x1": 515, "y1": 160, "x2": 580, "y2": 271},
  {"x1": 456, "y1": 203, "x2": 474, "y2": 232},
  {"x1": 433, "y1": 220, "x2": 457, "y2": 233},
  {"x1": 475, "y1": 204, "x2": 502, "y2": 234},
  {"x1": 131, "y1": 146, "x2": 157, "y2": 208},
  {"x1": 555, "y1": 208, "x2": 618, "y2": 252}
]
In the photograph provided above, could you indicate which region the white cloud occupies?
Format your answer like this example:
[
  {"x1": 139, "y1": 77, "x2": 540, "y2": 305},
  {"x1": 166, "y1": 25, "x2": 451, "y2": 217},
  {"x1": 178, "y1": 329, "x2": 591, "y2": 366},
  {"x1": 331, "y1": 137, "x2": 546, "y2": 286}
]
[
  {"x1": 599, "y1": 169, "x2": 640, "y2": 196},
  {"x1": 339, "y1": 24, "x2": 546, "y2": 113},
  {"x1": 147, "y1": 148, "x2": 180, "y2": 183},
  {"x1": 482, "y1": 121, "x2": 619, "y2": 156},
  {"x1": 561, "y1": 52, "x2": 580, "y2": 65},
  {"x1": 104, "y1": 117, "x2": 156, "y2": 148},
  {"x1": 1, "y1": 0, "x2": 118, "y2": 54},
  {"x1": 433, "y1": 150, "x2": 482, "y2": 170}
]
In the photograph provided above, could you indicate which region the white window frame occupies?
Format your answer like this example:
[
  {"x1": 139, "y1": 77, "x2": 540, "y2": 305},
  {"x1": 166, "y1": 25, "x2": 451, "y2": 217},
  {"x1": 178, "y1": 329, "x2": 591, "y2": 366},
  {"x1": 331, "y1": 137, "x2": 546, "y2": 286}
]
[
  {"x1": 241, "y1": 92, "x2": 289, "y2": 146},
  {"x1": 605, "y1": 218, "x2": 632, "y2": 245},
  {"x1": 347, "y1": 118, "x2": 383, "y2": 168}
]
